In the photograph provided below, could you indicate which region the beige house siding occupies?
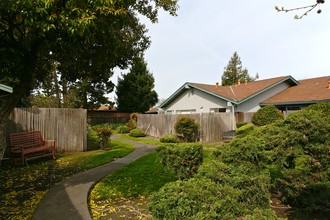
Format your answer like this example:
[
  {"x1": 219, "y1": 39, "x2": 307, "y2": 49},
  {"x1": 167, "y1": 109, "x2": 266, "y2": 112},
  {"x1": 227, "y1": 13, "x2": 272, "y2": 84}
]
[
  {"x1": 163, "y1": 89, "x2": 229, "y2": 114},
  {"x1": 237, "y1": 81, "x2": 292, "y2": 112}
]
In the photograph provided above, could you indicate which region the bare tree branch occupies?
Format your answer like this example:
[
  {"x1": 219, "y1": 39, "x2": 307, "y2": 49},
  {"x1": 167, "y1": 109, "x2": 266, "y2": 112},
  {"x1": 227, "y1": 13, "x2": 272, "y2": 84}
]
[{"x1": 275, "y1": 0, "x2": 325, "y2": 19}]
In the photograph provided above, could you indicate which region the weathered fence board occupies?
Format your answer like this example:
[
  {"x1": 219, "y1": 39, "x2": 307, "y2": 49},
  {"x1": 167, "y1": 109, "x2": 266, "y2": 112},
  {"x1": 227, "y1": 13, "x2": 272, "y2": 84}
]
[
  {"x1": 6, "y1": 108, "x2": 87, "y2": 153},
  {"x1": 137, "y1": 113, "x2": 234, "y2": 142}
]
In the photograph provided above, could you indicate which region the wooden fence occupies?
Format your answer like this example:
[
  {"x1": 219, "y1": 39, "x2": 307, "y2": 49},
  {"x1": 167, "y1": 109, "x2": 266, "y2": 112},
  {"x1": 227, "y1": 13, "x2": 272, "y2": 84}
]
[
  {"x1": 87, "y1": 110, "x2": 130, "y2": 125},
  {"x1": 6, "y1": 108, "x2": 87, "y2": 153},
  {"x1": 137, "y1": 113, "x2": 234, "y2": 142}
]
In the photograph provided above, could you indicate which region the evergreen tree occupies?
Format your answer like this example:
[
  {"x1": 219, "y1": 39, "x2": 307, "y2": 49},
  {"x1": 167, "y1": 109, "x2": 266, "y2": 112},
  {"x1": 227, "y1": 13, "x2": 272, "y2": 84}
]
[
  {"x1": 221, "y1": 52, "x2": 259, "y2": 86},
  {"x1": 116, "y1": 56, "x2": 158, "y2": 113}
]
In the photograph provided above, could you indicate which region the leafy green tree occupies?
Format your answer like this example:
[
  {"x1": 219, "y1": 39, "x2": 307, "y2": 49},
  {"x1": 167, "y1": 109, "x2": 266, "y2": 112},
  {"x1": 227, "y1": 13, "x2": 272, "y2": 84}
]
[
  {"x1": 0, "y1": 0, "x2": 178, "y2": 159},
  {"x1": 221, "y1": 52, "x2": 259, "y2": 86},
  {"x1": 116, "y1": 56, "x2": 158, "y2": 113}
]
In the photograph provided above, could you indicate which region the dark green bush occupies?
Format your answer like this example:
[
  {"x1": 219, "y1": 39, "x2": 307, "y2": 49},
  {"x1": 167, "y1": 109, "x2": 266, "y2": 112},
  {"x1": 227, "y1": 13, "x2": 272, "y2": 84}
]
[
  {"x1": 157, "y1": 143, "x2": 203, "y2": 180},
  {"x1": 252, "y1": 105, "x2": 284, "y2": 126},
  {"x1": 236, "y1": 123, "x2": 254, "y2": 136},
  {"x1": 236, "y1": 121, "x2": 248, "y2": 128},
  {"x1": 117, "y1": 125, "x2": 129, "y2": 134},
  {"x1": 220, "y1": 135, "x2": 270, "y2": 167},
  {"x1": 197, "y1": 161, "x2": 271, "y2": 210},
  {"x1": 174, "y1": 116, "x2": 200, "y2": 142},
  {"x1": 240, "y1": 103, "x2": 330, "y2": 209},
  {"x1": 159, "y1": 134, "x2": 180, "y2": 143},
  {"x1": 149, "y1": 178, "x2": 243, "y2": 220},
  {"x1": 128, "y1": 128, "x2": 145, "y2": 137}
]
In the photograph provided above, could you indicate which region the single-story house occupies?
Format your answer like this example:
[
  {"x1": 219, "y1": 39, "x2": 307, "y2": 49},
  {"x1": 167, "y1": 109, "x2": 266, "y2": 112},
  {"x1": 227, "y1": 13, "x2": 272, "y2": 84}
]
[{"x1": 158, "y1": 75, "x2": 330, "y2": 115}]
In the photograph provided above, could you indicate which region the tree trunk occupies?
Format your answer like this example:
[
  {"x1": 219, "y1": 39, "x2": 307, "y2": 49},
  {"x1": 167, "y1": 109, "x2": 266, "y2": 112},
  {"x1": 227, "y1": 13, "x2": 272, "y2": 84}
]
[{"x1": 0, "y1": 44, "x2": 38, "y2": 160}]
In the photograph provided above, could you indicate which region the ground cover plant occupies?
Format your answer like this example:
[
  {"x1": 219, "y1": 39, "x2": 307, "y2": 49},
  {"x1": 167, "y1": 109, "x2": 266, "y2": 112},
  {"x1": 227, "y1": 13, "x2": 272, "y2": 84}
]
[{"x1": 0, "y1": 136, "x2": 134, "y2": 220}]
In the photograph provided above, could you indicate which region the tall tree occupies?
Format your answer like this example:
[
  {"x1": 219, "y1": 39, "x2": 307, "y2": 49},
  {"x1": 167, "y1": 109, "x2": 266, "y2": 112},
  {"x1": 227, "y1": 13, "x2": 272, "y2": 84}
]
[
  {"x1": 116, "y1": 56, "x2": 158, "y2": 113},
  {"x1": 221, "y1": 52, "x2": 259, "y2": 86}
]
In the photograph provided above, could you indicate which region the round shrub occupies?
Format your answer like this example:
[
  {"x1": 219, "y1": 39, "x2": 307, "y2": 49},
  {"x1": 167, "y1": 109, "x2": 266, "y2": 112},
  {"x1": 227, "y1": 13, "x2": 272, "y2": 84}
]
[
  {"x1": 159, "y1": 134, "x2": 180, "y2": 143},
  {"x1": 236, "y1": 123, "x2": 254, "y2": 136},
  {"x1": 174, "y1": 116, "x2": 200, "y2": 142},
  {"x1": 252, "y1": 105, "x2": 284, "y2": 126},
  {"x1": 128, "y1": 128, "x2": 145, "y2": 137}
]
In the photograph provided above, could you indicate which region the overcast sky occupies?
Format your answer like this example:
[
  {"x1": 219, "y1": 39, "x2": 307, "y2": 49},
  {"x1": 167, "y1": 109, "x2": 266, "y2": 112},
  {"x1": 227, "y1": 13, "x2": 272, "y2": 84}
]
[{"x1": 111, "y1": 0, "x2": 330, "y2": 102}]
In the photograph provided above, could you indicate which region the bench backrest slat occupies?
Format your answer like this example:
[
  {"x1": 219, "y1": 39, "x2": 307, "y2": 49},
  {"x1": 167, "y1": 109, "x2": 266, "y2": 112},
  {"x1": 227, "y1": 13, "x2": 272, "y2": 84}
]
[{"x1": 9, "y1": 131, "x2": 43, "y2": 147}]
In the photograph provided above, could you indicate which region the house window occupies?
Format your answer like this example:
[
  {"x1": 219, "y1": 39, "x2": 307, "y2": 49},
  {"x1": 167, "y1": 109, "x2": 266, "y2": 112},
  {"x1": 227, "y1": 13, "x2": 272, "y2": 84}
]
[
  {"x1": 176, "y1": 109, "x2": 196, "y2": 114},
  {"x1": 210, "y1": 108, "x2": 227, "y2": 112},
  {"x1": 165, "y1": 110, "x2": 173, "y2": 115}
]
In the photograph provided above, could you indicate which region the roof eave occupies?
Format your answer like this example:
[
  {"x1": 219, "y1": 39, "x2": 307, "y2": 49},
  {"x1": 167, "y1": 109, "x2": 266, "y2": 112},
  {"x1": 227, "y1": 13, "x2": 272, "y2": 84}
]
[
  {"x1": 189, "y1": 84, "x2": 237, "y2": 104},
  {"x1": 159, "y1": 82, "x2": 237, "y2": 108},
  {"x1": 237, "y1": 76, "x2": 299, "y2": 104},
  {"x1": 260, "y1": 99, "x2": 330, "y2": 106}
]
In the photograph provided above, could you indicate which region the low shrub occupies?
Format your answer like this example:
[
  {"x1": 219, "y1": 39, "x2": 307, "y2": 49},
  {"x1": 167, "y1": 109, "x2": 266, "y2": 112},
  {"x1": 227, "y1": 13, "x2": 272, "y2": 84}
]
[
  {"x1": 150, "y1": 177, "x2": 278, "y2": 219},
  {"x1": 252, "y1": 105, "x2": 284, "y2": 126},
  {"x1": 149, "y1": 178, "x2": 243, "y2": 219},
  {"x1": 128, "y1": 128, "x2": 146, "y2": 137},
  {"x1": 159, "y1": 134, "x2": 180, "y2": 143},
  {"x1": 174, "y1": 116, "x2": 200, "y2": 142},
  {"x1": 157, "y1": 143, "x2": 203, "y2": 180},
  {"x1": 236, "y1": 121, "x2": 248, "y2": 128},
  {"x1": 117, "y1": 125, "x2": 129, "y2": 134},
  {"x1": 236, "y1": 123, "x2": 254, "y2": 136}
]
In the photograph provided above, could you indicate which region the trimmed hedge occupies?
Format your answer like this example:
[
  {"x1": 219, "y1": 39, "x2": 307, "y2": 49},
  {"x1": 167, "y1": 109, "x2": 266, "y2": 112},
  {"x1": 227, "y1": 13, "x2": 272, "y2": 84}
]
[{"x1": 157, "y1": 143, "x2": 203, "y2": 180}]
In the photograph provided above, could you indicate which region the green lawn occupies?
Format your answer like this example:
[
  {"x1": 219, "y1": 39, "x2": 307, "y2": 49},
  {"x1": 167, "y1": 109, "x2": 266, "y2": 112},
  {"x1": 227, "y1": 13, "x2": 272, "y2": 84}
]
[{"x1": 0, "y1": 139, "x2": 135, "y2": 220}]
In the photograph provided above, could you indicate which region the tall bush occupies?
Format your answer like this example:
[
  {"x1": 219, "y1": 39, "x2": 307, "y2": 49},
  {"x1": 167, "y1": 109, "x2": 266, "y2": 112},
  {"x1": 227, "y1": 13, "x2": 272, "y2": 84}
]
[
  {"x1": 174, "y1": 116, "x2": 200, "y2": 142},
  {"x1": 157, "y1": 143, "x2": 203, "y2": 180},
  {"x1": 252, "y1": 105, "x2": 283, "y2": 126},
  {"x1": 126, "y1": 112, "x2": 138, "y2": 131}
]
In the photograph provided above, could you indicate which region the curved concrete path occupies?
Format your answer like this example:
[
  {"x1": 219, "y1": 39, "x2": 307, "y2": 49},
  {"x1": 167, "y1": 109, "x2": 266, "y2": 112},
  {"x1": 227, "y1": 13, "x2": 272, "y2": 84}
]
[{"x1": 32, "y1": 136, "x2": 157, "y2": 220}]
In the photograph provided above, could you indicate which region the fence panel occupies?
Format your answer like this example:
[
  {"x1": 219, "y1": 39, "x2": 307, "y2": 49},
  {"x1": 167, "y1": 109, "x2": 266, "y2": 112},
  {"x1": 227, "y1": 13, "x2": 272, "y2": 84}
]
[
  {"x1": 138, "y1": 113, "x2": 234, "y2": 142},
  {"x1": 7, "y1": 108, "x2": 87, "y2": 152}
]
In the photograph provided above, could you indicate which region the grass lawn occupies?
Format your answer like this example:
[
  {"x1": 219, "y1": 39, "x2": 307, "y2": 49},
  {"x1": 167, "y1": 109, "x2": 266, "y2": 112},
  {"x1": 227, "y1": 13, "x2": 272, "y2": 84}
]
[
  {"x1": 89, "y1": 151, "x2": 177, "y2": 219},
  {"x1": 0, "y1": 139, "x2": 135, "y2": 220}
]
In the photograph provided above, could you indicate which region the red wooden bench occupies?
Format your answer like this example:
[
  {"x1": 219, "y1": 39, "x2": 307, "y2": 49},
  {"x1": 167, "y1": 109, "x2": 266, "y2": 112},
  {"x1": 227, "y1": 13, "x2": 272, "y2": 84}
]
[{"x1": 9, "y1": 131, "x2": 55, "y2": 165}]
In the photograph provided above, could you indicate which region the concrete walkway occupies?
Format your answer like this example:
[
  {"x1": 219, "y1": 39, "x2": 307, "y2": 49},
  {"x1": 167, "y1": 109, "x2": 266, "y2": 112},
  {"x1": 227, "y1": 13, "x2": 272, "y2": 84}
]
[{"x1": 32, "y1": 136, "x2": 157, "y2": 220}]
